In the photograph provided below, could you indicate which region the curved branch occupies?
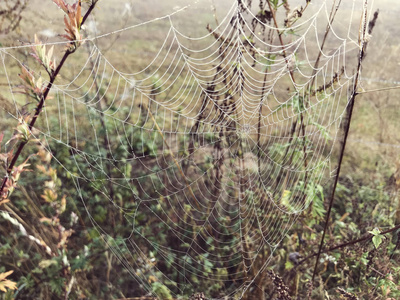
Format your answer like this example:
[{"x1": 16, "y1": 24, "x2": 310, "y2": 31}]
[{"x1": 0, "y1": 0, "x2": 99, "y2": 197}]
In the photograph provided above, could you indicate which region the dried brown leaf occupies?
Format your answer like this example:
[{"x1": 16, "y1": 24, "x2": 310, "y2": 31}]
[{"x1": 0, "y1": 270, "x2": 17, "y2": 292}]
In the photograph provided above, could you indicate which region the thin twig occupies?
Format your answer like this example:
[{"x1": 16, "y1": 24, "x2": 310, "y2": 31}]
[
  {"x1": 298, "y1": 222, "x2": 400, "y2": 266},
  {"x1": 311, "y1": 0, "x2": 369, "y2": 283}
]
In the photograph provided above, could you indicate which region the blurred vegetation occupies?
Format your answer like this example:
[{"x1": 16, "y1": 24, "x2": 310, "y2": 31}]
[{"x1": 1, "y1": 0, "x2": 400, "y2": 299}]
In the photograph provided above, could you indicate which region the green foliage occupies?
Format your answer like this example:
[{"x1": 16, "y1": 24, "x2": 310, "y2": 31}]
[
  {"x1": 151, "y1": 282, "x2": 173, "y2": 300},
  {"x1": 368, "y1": 228, "x2": 385, "y2": 249}
]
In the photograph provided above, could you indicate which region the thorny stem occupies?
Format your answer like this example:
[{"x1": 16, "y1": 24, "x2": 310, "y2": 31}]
[{"x1": 0, "y1": 1, "x2": 99, "y2": 197}]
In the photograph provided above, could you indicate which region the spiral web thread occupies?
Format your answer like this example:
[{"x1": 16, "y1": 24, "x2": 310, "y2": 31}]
[{"x1": 0, "y1": 0, "x2": 374, "y2": 297}]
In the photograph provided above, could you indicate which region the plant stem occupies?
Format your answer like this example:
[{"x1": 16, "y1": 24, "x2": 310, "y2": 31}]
[
  {"x1": 311, "y1": 0, "x2": 369, "y2": 283},
  {"x1": 0, "y1": 1, "x2": 98, "y2": 197}
]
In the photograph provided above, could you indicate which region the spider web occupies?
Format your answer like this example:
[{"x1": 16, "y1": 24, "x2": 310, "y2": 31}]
[{"x1": 0, "y1": 0, "x2": 374, "y2": 298}]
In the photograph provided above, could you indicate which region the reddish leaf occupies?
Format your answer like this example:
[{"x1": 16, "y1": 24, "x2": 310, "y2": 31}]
[{"x1": 54, "y1": 0, "x2": 83, "y2": 50}]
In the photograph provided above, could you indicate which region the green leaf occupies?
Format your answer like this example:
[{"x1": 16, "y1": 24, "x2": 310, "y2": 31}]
[
  {"x1": 368, "y1": 227, "x2": 381, "y2": 236},
  {"x1": 368, "y1": 228, "x2": 385, "y2": 249},
  {"x1": 372, "y1": 235, "x2": 383, "y2": 249},
  {"x1": 151, "y1": 282, "x2": 173, "y2": 300},
  {"x1": 285, "y1": 260, "x2": 294, "y2": 270}
]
